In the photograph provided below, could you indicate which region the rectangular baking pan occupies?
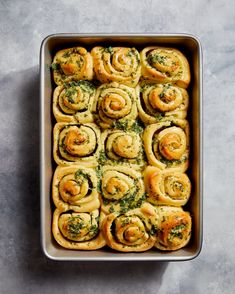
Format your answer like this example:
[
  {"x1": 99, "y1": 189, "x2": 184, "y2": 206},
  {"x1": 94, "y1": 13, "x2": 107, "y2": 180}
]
[{"x1": 40, "y1": 34, "x2": 203, "y2": 261}]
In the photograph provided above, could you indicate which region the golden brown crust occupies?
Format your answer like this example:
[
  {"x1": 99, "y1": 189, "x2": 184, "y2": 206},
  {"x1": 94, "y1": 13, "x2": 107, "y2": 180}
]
[
  {"x1": 53, "y1": 81, "x2": 95, "y2": 123},
  {"x1": 140, "y1": 47, "x2": 190, "y2": 88},
  {"x1": 91, "y1": 46, "x2": 141, "y2": 87},
  {"x1": 53, "y1": 122, "x2": 100, "y2": 167},
  {"x1": 102, "y1": 203, "x2": 158, "y2": 252},
  {"x1": 143, "y1": 118, "x2": 190, "y2": 172},
  {"x1": 143, "y1": 166, "x2": 191, "y2": 206},
  {"x1": 52, "y1": 47, "x2": 93, "y2": 85},
  {"x1": 137, "y1": 83, "x2": 189, "y2": 124},
  {"x1": 52, "y1": 209, "x2": 106, "y2": 250},
  {"x1": 155, "y1": 206, "x2": 192, "y2": 251},
  {"x1": 52, "y1": 166, "x2": 100, "y2": 212}
]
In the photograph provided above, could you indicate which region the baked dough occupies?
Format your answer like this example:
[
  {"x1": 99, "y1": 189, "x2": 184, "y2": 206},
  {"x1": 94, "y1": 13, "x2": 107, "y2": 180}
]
[
  {"x1": 140, "y1": 47, "x2": 190, "y2": 88},
  {"x1": 52, "y1": 47, "x2": 93, "y2": 85},
  {"x1": 53, "y1": 81, "x2": 95, "y2": 123},
  {"x1": 50, "y1": 45, "x2": 193, "y2": 253},
  {"x1": 155, "y1": 206, "x2": 192, "y2": 251},
  {"x1": 102, "y1": 203, "x2": 158, "y2": 252},
  {"x1": 100, "y1": 165, "x2": 145, "y2": 215},
  {"x1": 93, "y1": 82, "x2": 138, "y2": 129},
  {"x1": 143, "y1": 118, "x2": 190, "y2": 172},
  {"x1": 52, "y1": 166, "x2": 100, "y2": 212},
  {"x1": 52, "y1": 209, "x2": 106, "y2": 250},
  {"x1": 91, "y1": 46, "x2": 141, "y2": 87},
  {"x1": 100, "y1": 129, "x2": 145, "y2": 169},
  {"x1": 53, "y1": 123, "x2": 100, "y2": 167},
  {"x1": 137, "y1": 82, "x2": 189, "y2": 124},
  {"x1": 143, "y1": 166, "x2": 191, "y2": 206}
]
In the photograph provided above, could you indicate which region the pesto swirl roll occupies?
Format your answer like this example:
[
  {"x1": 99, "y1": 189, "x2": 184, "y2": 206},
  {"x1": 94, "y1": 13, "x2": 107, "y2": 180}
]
[
  {"x1": 102, "y1": 203, "x2": 158, "y2": 252},
  {"x1": 93, "y1": 82, "x2": 138, "y2": 129},
  {"x1": 143, "y1": 118, "x2": 189, "y2": 172},
  {"x1": 52, "y1": 47, "x2": 93, "y2": 85},
  {"x1": 53, "y1": 81, "x2": 96, "y2": 123},
  {"x1": 155, "y1": 206, "x2": 192, "y2": 251},
  {"x1": 91, "y1": 46, "x2": 141, "y2": 87},
  {"x1": 52, "y1": 166, "x2": 100, "y2": 212},
  {"x1": 100, "y1": 129, "x2": 144, "y2": 168},
  {"x1": 140, "y1": 47, "x2": 190, "y2": 88},
  {"x1": 100, "y1": 166, "x2": 145, "y2": 215},
  {"x1": 144, "y1": 166, "x2": 191, "y2": 206},
  {"x1": 137, "y1": 83, "x2": 189, "y2": 124},
  {"x1": 53, "y1": 123, "x2": 100, "y2": 167},
  {"x1": 52, "y1": 209, "x2": 106, "y2": 250}
]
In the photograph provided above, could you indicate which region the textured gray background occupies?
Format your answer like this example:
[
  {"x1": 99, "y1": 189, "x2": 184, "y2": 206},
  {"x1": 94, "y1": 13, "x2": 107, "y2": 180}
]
[{"x1": 0, "y1": 0, "x2": 235, "y2": 293}]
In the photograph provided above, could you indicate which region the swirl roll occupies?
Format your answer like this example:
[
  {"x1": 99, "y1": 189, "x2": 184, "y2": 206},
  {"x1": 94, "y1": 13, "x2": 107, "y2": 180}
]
[
  {"x1": 144, "y1": 166, "x2": 191, "y2": 206},
  {"x1": 91, "y1": 46, "x2": 141, "y2": 87},
  {"x1": 100, "y1": 129, "x2": 144, "y2": 168},
  {"x1": 140, "y1": 47, "x2": 190, "y2": 88},
  {"x1": 100, "y1": 166, "x2": 145, "y2": 215},
  {"x1": 155, "y1": 206, "x2": 192, "y2": 251},
  {"x1": 143, "y1": 118, "x2": 189, "y2": 172},
  {"x1": 52, "y1": 209, "x2": 106, "y2": 250},
  {"x1": 53, "y1": 81, "x2": 96, "y2": 123},
  {"x1": 137, "y1": 83, "x2": 189, "y2": 124},
  {"x1": 93, "y1": 82, "x2": 138, "y2": 129},
  {"x1": 102, "y1": 203, "x2": 158, "y2": 252},
  {"x1": 53, "y1": 123, "x2": 100, "y2": 167},
  {"x1": 52, "y1": 166, "x2": 100, "y2": 212},
  {"x1": 52, "y1": 47, "x2": 93, "y2": 85}
]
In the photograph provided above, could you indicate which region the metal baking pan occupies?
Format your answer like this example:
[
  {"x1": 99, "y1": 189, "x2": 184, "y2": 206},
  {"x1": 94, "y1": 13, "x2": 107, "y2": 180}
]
[{"x1": 40, "y1": 33, "x2": 203, "y2": 261}]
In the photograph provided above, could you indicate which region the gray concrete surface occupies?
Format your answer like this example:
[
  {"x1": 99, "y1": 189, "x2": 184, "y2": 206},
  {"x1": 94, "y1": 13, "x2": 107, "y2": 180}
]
[{"x1": 0, "y1": 0, "x2": 235, "y2": 293}]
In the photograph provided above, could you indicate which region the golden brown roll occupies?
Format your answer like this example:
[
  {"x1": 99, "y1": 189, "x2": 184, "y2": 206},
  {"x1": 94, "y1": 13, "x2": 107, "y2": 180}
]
[
  {"x1": 93, "y1": 82, "x2": 138, "y2": 129},
  {"x1": 100, "y1": 129, "x2": 144, "y2": 168},
  {"x1": 91, "y1": 46, "x2": 141, "y2": 87},
  {"x1": 102, "y1": 203, "x2": 158, "y2": 252},
  {"x1": 53, "y1": 81, "x2": 96, "y2": 123},
  {"x1": 143, "y1": 118, "x2": 189, "y2": 172},
  {"x1": 155, "y1": 206, "x2": 192, "y2": 251},
  {"x1": 140, "y1": 47, "x2": 190, "y2": 88},
  {"x1": 53, "y1": 123, "x2": 100, "y2": 167},
  {"x1": 137, "y1": 83, "x2": 189, "y2": 124},
  {"x1": 52, "y1": 166, "x2": 100, "y2": 212},
  {"x1": 52, "y1": 47, "x2": 93, "y2": 85},
  {"x1": 100, "y1": 166, "x2": 145, "y2": 215},
  {"x1": 52, "y1": 209, "x2": 106, "y2": 250},
  {"x1": 143, "y1": 166, "x2": 191, "y2": 206}
]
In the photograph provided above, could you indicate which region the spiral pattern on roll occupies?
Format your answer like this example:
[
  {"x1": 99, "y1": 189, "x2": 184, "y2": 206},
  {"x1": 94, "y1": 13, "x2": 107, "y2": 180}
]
[
  {"x1": 52, "y1": 47, "x2": 93, "y2": 85},
  {"x1": 59, "y1": 125, "x2": 96, "y2": 157},
  {"x1": 140, "y1": 47, "x2": 190, "y2": 88},
  {"x1": 100, "y1": 166, "x2": 145, "y2": 215},
  {"x1": 53, "y1": 81, "x2": 96, "y2": 123},
  {"x1": 53, "y1": 123, "x2": 100, "y2": 167},
  {"x1": 52, "y1": 166, "x2": 100, "y2": 212},
  {"x1": 52, "y1": 209, "x2": 106, "y2": 250},
  {"x1": 100, "y1": 129, "x2": 144, "y2": 168},
  {"x1": 91, "y1": 46, "x2": 141, "y2": 87},
  {"x1": 93, "y1": 82, "x2": 138, "y2": 129},
  {"x1": 155, "y1": 206, "x2": 192, "y2": 251},
  {"x1": 144, "y1": 166, "x2": 191, "y2": 206},
  {"x1": 143, "y1": 119, "x2": 189, "y2": 172},
  {"x1": 102, "y1": 203, "x2": 158, "y2": 252},
  {"x1": 59, "y1": 211, "x2": 99, "y2": 242},
  {"x1": 137, "y1": 83, "x2": 189, "y2": 124}
]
